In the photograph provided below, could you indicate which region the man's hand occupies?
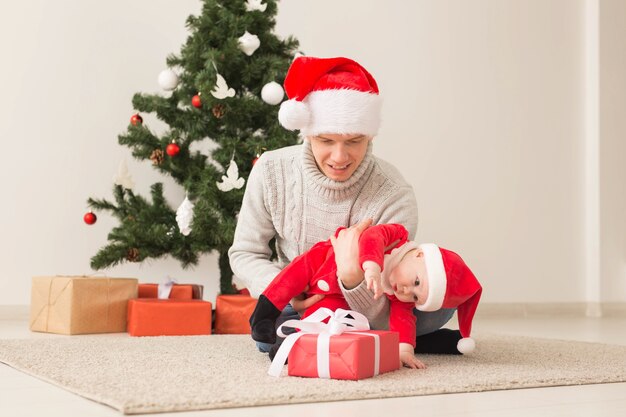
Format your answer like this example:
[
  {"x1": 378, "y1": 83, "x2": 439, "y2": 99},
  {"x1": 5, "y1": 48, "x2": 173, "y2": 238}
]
[
  {"x1": 330, "y1": 218, "x2": 373, "y2": 289},
  {"x1": 362, "y1": 260, "x2": 384, "y2": 299},
  {"x1": 400, "y1": 351, "x2": 427, "y2": 369},
  {"x1": 290, "y1": 285, "x2": 324, "y2": 315}
]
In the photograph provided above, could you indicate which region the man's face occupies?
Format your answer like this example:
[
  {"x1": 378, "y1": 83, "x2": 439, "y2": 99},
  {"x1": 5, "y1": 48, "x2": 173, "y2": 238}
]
[
  {"x1": 388, "y1": 249, "x2": 430, "y2": 305},
  {"x1": 309, "y1": 133, "x2": 370, "y2": 182}
]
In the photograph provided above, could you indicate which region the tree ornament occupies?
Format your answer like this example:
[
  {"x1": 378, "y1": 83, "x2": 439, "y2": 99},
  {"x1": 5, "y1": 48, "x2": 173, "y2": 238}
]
[
  {"x1": 176, "y1": 196, "x2": 195, "y2": 236},
  {"x1": 113, "y1": 159, "x2": 134, "y2": 190},
  {"x1": 84, "y1": 0, "x2": 305, "y2": 295},
  {"x1": 261, "y1": 81, "x2": 284, "y2": 105},
  {"x1": 166, "y1": 141, "x2": 181, "y2": 157},
  {"x1": 130, "y1": 114, "x2": 143, "y2": 126},
  {"x1": 192, "y1": 94, "x2": 202, "y2": 108},
  {"x1": 126, "y1": 248, "x2": 140, "y2": 262},
  {"x1": 211, "y1": 73, "x2": 236, "y2": 99},
  {"x1": 212, "y1": 104, "x2": 226, "y2": 118},
  {"x1": 83, "y1": 211, "x2": 97, "y2": 225},
  {"x1": 158, "y1": 69, "x2": 179, "y2": 91},
  {"x1": 238, "y1": 31, "x2": 260, "y2": 56},
  {"x1": 245, "y1": 0, "x2": 267, "y2": 12},
  {"x1": 252, "y1": 146, "x2": 266, "y2": 166},
  {"x1": 216, "y1": 159, "x2": 245, "y2": 192},
  {"x1": 150, "y1": 149, "x2": 165, "y2": 165}
]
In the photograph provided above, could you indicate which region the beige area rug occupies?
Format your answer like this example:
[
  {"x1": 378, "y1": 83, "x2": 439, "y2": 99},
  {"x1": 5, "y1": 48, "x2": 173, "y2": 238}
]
[{"x1": 1, "y1": 333, "x2": 626, "y2": 414}]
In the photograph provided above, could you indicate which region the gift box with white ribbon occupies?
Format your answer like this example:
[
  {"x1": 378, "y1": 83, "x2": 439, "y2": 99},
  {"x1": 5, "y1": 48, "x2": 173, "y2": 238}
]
[{"x1": 268, "y1": 308, "x2": 400, "y2": 380}]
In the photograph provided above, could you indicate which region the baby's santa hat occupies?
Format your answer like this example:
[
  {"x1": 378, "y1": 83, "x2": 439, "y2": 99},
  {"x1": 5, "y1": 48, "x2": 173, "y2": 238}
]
[
  {"x1": 415, "y1": 244, "x2": 482, "y2": 354},
  {"x1": 278, "y1": 56, "x2": 383, "y2": 137}
]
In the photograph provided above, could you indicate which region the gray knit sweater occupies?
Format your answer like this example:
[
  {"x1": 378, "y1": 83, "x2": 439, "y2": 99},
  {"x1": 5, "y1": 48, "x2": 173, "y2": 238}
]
[{"x1": 228, "y1": 139, "x2": 418, "y2": 329}]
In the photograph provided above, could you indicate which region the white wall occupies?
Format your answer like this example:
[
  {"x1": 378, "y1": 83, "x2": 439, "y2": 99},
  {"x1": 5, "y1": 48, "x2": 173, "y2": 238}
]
[
  {"x1": 0, "y1": 0, "x2": 214, "y2": 304},
  {"x1": 0, "y1": 0, "x2": 623, "y2": 306},
  {"x1": 599, "y1": 0, "x2": 626, "y2": 302}
]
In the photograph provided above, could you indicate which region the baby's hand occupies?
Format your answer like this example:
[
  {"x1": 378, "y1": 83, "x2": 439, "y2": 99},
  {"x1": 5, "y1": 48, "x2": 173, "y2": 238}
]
[
  {"x1": 362, "y1": 261, "x2": 383, "y2": 299},
  {"x1": 400, "y1": 351, "x2": 427, "y2": 369}
]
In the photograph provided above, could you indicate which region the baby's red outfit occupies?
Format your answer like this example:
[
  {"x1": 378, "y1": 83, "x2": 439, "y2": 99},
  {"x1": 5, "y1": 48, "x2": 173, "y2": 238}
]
[{"x1": 258, "y1": 224, "x2": 417, "y2": 347}]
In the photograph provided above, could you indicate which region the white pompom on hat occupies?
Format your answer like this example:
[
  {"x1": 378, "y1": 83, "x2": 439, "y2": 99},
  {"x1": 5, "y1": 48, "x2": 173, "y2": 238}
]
[
  {"x1": 415, "y1": 244, "x2": 483, "y2": 354},
  {"x1": 278, "y1": 56, "x2": 383, "y2": 137},
  {"x1": 278, "y1": 99, "x2": 309, "y2": 131}
]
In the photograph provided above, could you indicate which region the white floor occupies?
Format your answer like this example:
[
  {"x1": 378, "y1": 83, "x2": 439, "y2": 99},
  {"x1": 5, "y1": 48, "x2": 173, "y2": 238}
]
[{"x1": 1, "y1": 312, "x2": 625, "y2": 417}]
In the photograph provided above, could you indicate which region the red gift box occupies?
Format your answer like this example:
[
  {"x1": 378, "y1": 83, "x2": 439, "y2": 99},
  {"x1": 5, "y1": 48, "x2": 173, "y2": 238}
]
[
  {"x1": 213, "y1": 294, "x2": 256, "y2": 334},
  {"x1": 127, "y1": 299, "x2": 212, "y2": 336},
  {"x1": 137, "y1": 283, "x2": 203, "y2": 300},
  {"x1": 287, "y1": 330, "x2": 399, "y2": 380}
]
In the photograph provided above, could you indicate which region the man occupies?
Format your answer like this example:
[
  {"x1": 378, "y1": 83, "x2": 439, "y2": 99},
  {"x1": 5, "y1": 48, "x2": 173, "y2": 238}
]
[{"x1": 229, "y1": 56, "x2": 456, "y2": 354}]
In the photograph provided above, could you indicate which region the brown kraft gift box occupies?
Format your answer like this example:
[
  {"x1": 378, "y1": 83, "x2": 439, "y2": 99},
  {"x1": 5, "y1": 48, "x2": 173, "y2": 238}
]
[{"x1": 30, "y1": 276, "x2": 138, "y2": 335}]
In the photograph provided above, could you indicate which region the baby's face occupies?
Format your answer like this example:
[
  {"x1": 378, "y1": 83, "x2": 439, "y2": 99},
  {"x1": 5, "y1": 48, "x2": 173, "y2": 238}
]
[{"x1": 388, "y1": 249, "x2": 429, "y2": 304}]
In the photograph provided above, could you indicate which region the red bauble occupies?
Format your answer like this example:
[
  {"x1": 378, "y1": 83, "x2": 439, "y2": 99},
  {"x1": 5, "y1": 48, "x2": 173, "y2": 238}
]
[
  {"x1": 84, "y1": 211, "x2": 97, "y2": 225},
  {"x1": 252, "y1": 154, "x2": 260, "y2": 166},
  {"x1": 130, "y1": 114, "x2": 143, "y2": 126},
  {"x1": 191, "y1": 94, "x2": 202, "y2": 108},
  {"x1": 166, "y1": 142, "x2": 180, "y2": 157}
]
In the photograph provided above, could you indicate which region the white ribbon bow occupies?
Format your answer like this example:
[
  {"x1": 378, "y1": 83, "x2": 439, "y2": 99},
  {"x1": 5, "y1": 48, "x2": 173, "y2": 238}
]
[
  {"x1": 157, "y1": 277, "x2": 177, "y2": 299},
  {"x1": 268, "y1": 308, "x2": 381, "y2": 378}
]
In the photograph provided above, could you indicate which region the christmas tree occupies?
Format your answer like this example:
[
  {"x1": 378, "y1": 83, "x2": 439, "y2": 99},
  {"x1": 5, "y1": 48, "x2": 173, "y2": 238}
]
[{"x1": 87, "y1": 0, "x2": 300, "y2": 294}]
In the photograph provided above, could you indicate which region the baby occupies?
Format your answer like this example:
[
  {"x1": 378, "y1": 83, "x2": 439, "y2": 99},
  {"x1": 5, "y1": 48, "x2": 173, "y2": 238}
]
[{"x1": 249, "y1": 223, "x2": 482, "y2": 368}]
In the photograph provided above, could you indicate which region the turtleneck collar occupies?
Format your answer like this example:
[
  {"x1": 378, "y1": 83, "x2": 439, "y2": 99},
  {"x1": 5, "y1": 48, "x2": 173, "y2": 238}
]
[{"x1": 301, "y1": 138, "x2": 375, "y2": 199}]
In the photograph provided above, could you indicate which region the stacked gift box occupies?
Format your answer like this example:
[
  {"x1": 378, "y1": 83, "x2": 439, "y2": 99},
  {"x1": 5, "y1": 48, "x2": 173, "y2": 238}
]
[
  {"x1": 137, "y1": 283, "x2": 204, "y2": 300},
  {"x1": 128, "y1": 282, "x2": 211, "y2": 336},
  {"x1": 30, "y1": 276, "x2": 212, "y2": 336},
  {"x1": 29, "y1": 276, "x2": 256, "y2": 336}
]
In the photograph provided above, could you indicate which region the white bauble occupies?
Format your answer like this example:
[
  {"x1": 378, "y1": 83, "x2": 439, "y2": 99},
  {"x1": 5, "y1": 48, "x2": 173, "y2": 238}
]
[
  {"x1": 261, "y1": 81, "x2": 284, "y2": 105},
  {"x1": 238, "y1": 31, "x2": 261, "y2": 56},
  {"x1": 158, "y1": 69, "x2": 179, "y2": 91},
  {"x1": 245, "y1": 0, "x2": 267, "y2": 12}
]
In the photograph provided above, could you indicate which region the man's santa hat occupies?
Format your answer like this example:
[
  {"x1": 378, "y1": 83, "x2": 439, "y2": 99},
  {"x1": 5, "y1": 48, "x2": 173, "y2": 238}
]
[
  {"x1": 278, "y1": 56, "x2": 383, "y2": 137},
  {"x1": 415, "y1": 244, "x2": 483, "y2": 354}
]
